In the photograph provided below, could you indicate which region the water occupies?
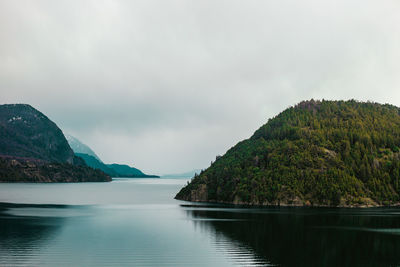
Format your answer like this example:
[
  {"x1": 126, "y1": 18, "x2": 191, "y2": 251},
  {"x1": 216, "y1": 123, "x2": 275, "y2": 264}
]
[{"x1": 1, "y1": 179, "x2": 400, "y2": 266}]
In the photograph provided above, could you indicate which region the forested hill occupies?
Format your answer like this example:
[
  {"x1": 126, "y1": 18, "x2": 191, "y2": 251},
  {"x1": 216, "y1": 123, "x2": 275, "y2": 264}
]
[
  {"x1": 0, "y1": 104, "x2": 75, "y2": 163},
  {"x1": 176, "y1": 100, "x2": 400, "y2": 207},
  {"x1": 0, "y1": 104, "x2": 111, "y2": 182}
]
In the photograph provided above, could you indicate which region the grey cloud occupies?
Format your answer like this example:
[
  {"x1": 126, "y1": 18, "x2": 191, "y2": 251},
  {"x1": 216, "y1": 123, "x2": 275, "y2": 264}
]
[{"x1": 1, "y1": 0, "x2": 400, "y2": 173}]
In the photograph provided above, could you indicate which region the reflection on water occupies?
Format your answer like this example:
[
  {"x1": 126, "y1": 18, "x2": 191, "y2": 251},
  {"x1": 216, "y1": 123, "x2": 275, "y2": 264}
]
[
  {"x1": 0, "y1": 179, "x2": 269, "y2": 266},
  {"x1": 1, "y1": 179, "x2": 400, "y2": 266},
  {"x1": 183, "y1": 205, "x2": 400, "y2": 267},
  {"x1": 0, "y1": 203, "x2": 269, "y2": 266},
  {"x1": 0, "y1": 204, "x2": 65, "y2": 266}
]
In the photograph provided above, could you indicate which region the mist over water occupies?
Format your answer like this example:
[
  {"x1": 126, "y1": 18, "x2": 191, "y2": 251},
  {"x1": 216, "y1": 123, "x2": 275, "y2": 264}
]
[{"x1": 1, "y1": 179, "x2": 400, "y2": 267}]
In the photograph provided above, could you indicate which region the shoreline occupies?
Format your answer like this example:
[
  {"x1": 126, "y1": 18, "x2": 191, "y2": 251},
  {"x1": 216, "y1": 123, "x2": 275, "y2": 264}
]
[{"x1": 175, "y1": 197, "x2": 400, "y2": 209}]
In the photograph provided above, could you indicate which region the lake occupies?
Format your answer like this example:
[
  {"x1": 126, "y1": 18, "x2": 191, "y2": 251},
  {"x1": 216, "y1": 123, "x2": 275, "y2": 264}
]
[{"x1": 1, "y1": 178, "x2": 400, "y2": 267}]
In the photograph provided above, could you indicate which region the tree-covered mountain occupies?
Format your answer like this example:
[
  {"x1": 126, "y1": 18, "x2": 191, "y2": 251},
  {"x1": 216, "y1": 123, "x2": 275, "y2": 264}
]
[
  {"x1": 0, "y1": 104, "x2": 75, "y2": 163},
  {"x1": 176, "y1": 100, "x2": 400, "y2": 207},
  {"x1": 0, "y1": 104, "x2": 110, "y2": 182}
]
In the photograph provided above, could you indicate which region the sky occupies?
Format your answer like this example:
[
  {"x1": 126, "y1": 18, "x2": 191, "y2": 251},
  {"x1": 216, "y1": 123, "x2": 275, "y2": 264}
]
[{"x1": 1, "y1": 0, "x2": 400, "y2": 174}]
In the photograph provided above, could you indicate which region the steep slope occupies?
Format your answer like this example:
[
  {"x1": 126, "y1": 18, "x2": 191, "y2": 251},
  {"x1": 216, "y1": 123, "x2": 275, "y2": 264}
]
[
  {"x1": 176, "y1": 100, "x2": 400, "y2": 207},
  {"x1": 0, "y1": 104, "x2": 110, "y2": 182},
  {"x1": 66, "y1": 134, "x2": 102, "y2": 162},
  {"x1": 0, "y1": 104, "x2": 74, "y2": 163}
]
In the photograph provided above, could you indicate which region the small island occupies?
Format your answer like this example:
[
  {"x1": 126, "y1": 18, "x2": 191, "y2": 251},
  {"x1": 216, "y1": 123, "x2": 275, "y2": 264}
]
[{"x1": 176, "y1": 100, "x2": 400, "y2": 207}]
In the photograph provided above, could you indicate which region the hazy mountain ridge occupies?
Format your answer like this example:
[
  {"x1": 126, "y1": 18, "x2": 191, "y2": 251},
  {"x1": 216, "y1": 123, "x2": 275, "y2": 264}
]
[
  {"x1": 176, "y1": 100, "x2": 400, "y2": 207},
  {"x1": 65, "y1": 134, "x2": 102, "y2": 162}
]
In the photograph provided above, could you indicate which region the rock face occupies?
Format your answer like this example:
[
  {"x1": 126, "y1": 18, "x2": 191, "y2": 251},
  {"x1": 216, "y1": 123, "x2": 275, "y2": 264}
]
[
  {"x1": 0, "y1": 104, "x2": 74, "y2": 163},
  {"x1": 175, "y1": 100, "x2": 400, "y2": 207},
  {"x1": 0, "y1": 104, "x2": 110, "y2": 182}
]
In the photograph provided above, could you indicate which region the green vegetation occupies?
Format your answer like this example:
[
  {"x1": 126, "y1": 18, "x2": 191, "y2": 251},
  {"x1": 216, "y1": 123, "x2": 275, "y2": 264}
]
[
  {"x1": 76, "y1": 153, "x2": 159, "y2": 178},
  {"x1": 176, "y1": 100, "x2": 400, "y2": 207},
  {"x1": 0, "y1": 157, "x2": 111, "y2": 182},
  {"x1": 0, "y1": 104, "x2": 75, "y2": 163},
  {"x1": 0, "y1": 104, "x2": 110, "y2": 182}
]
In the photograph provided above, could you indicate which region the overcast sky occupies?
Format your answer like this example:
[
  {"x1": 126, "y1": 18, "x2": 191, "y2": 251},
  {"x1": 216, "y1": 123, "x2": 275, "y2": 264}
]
[{"x1": 1, "y1": 0, "x2": 399, "y2": 174}]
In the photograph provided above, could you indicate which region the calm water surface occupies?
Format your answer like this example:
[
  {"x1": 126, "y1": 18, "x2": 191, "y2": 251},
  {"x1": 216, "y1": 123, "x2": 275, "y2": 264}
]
[{"x1": 1, "y1": 178, "x2": 400, "y2": 267}]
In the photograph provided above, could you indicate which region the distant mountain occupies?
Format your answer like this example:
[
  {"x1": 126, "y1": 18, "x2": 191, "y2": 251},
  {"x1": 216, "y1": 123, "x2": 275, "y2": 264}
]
[
  {"x1": 107, "y1": 163, "x2": 145, "y2": 177},
  {"x1": 162, "y1": 169, "x2": 202, "y2": 178},
  {"x1": 75, "y1": 153, "x2": 117, "y2": 176},
  {"x1": 0, "y1": 104, "x2": 111, "y2": 182},
  {"x1": 107, "y1": 164, "x2": 159, "y2": 178},
  {"x1": 65, "y1": 134, "x2": 102, "y2": 162},
  {"x1": 176, "y1": 100, "x2": 400, "y2": 207},
  {"x1": 67, "y1": 134, "x2": 159, "y2": 178},
  {"x1": 76, "y1": 153, "x2": 159, "y2": 178}
]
